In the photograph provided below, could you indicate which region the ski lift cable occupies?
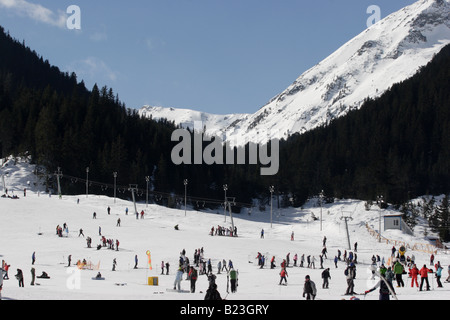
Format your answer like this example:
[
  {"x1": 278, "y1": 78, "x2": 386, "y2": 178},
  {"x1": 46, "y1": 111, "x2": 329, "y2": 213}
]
[{"x1": 60, "y1": 173, "x2": 252, "y2": 208}]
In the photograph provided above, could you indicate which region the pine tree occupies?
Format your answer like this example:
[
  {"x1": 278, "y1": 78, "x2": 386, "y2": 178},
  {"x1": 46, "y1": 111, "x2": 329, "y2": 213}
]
[{"x1": 431, "y1": 195, "x2": 450, "y2": 242}]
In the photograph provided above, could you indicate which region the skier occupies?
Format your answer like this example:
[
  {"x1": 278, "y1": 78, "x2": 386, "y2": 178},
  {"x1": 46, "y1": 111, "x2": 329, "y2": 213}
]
[
  {"x1": 30, "y1": 267, "x2": 35, "y2": 286},
  {"x1": 78, "y1": 228, "x2": 84, "y2": 237},
  {"x1": 279, "y1": 268, "x2": 288, "y2": 285},
  {"x1": 365, "y1": 275, "x2": 392, "y2": 300},
  {"x1": 2, "y1": 262, "x2": 9, "y2": 280},
  {"x1": 217, "y1": 260, "x2": 222, "y2": 274},
  {"x1": 344, "y1": 263, "x2": 356, "y2": 295},
  {"x1": 321, "y1": 268, "x2": 331, "y2": 289},
  {"x1": 385, "y1": 266, "x2": 395, "y2": 291},
  {"x1": 436, "y1": 264, "x2": 443, "y2": 288},
  {"x1": 165, "y1": 262, "x2": 170, "y2": 275},
  {"x1": 188, "y1": 266, "x2": 198, "y2": 293},
  {"x1": 207, "y1": 259, "x2": 212, "y2": 275},
  {"x1": 260, "y1": 229, "x2": 264, "y2": 239},
  {"x1": 204, "y1": 283, "x2": 222, "y2": 300},
  {"x1": 15, "y1": 269, "x2": 24, "y2": 287},
  {"x1": 229, "y1": 268, "x2": 238, "y2": 293},
  {"x1": 116, "y1": 218, "x2": 121, "y2": 227},
  {"x1": 311, "y1": 255, "x2": 316, "y2": 269},
  {"x1": 270, "y1": 256, "x2": 276, "y2": 269},
  {"x1": 393, "y1": 261, "x2": 404, "y2": 287},
  {"x1": 380, "y1": 265, "x2": 396, "y2": 295},
  {"x1": 68, "y1": 255, "x2": 72, "y2": 267},
  {"x1": 0, "y1": 267, "x2": 5, "y2": 299},
  {"x1": 134, "y1": 255, "x2": 138, "y2": 269},
  {"x1": 419, "y1": 264, "x2": 431, "y2": 291},
  {"x1": 410, "y1": 264, "x2": 419, "y2": 288},
  {"x1": 302, "y1": 275, "x2": 317, "y2": 300},
  {"x1": 112, "y1": 258, "x2": 117, "y2": 271},
  {"x1": 348, "y1": 251, "x2": 353, "y2": 265},
  {"x1": 174, "y1": 267, "x2": 183, "y2": 291},
  {"x1": 321, "y1": 246, "x2": 327, "y2": 259},
  {"x1": 221, "y1": 259, "x2": 227, "y2": 273},
  {"x1": 31, "y1": 251, "x2": 36, "y2": 265}
]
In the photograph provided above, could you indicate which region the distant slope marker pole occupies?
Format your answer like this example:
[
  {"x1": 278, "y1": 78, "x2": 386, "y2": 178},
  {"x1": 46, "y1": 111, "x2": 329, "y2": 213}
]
[
  {"x1": 340, "y1": 211, "x2": 353, "y2": 250},
  {"x1": 184, "y1": 179, "x2": 188, "y2": 216},
  {"x1": 86, "y1": 167, "x2": 89, "y2": 198},
  {"x1": 227, "y1": 197, "x2": 236, "y2": 231},
  {"x1": 55, "y1": 167, "x2": 63, "y2": 199},
  {"x1": 129, "y1": 184, "x2": 139, "y2": 217}
]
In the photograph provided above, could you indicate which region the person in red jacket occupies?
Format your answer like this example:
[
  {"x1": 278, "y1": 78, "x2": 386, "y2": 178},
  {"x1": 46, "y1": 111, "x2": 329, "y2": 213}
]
[
  {"x1": 419, "y1": 264, "x2": 431, "y2": 291},
  {"x1": 409, "y1": 264, "x2": 419, "y2": 288},
  {"x1": 188, "y1": 266, "x2": 198, "y2": 293},
  {"x1": 279, "y1": 268, "x2": 288, "y2": 285}
]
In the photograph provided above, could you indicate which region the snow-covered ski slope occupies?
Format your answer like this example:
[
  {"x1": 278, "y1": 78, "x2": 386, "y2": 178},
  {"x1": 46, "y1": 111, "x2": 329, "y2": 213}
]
[{"x1": 1, "y1": 158, "x2": 449, "y2": 300}]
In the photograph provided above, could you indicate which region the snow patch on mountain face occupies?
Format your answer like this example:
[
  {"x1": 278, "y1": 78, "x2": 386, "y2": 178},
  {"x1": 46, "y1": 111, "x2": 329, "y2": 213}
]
[
  {"x1": 140, "y1": 0, "x2": 450, "y2": 147},
  {"x1": 139, "y1": 106, "x2": 251, "y2": 141}
]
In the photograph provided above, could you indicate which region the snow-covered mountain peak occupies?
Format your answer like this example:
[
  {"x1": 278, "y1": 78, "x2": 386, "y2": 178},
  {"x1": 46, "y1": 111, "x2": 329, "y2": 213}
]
[{"x1": 140, "y1": 0, "x2": 450, "y2": 146}]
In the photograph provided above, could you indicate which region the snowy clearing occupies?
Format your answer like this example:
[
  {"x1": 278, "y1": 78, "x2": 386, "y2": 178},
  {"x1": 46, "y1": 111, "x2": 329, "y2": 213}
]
[{"x1": 0, "y1": 158, "x2": 449, "y2": 302}]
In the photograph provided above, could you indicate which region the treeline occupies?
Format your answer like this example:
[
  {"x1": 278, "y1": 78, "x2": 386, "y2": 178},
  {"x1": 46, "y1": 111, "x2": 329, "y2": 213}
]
[
  {"x1": 0, "y1": 25, "x2": 449, "y2": 213},
  {"x1": 273, "y1": 43, "x2": 450, "y2": 206},
  {"x1": 400, "y1": 195, "x2": 450, "y2": 242},
  {"x1": 0, "y1": 26, "x2": 260, "y2": 204}
]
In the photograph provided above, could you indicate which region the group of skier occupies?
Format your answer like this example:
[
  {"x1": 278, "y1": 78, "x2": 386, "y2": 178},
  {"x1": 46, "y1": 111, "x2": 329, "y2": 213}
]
[
  {"x1": 255, "y1": 233, "x2": 450, "y2": 300},
  {"x1": 170, "y1": 248, "x2": 238, "y2": 299},
  {"x1": 209, "y1": 225, "x2": 238, "y2": 237}
]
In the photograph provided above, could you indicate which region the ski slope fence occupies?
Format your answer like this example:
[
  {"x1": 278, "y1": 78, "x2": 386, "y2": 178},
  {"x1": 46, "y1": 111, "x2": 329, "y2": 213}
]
[{"x1": 365, "y1": 223, "x2": 438, "y2": 255}]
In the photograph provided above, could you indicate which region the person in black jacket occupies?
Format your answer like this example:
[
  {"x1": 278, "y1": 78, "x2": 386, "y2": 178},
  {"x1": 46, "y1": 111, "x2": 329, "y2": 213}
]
[
  {"x1": 204, "y1": 283, "x2": 222, "y2": 300},
  {"x1": 365, "y1": 276, "x2": 394, "y2": 300},
  {"x1": 302, "y1": 275, "x2": 317, "y2": 300},
  {"x1": 15, "y1": 269, "x2": 24, "y2": 287},
  {"x1": 322, "y1": 268, "x2": 331, "y2": 288}
]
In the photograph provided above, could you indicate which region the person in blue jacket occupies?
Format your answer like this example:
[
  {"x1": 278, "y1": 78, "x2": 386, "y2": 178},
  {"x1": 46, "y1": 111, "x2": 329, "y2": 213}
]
[{"x1": 436, "y1": 264, "x2": 443, "y2": 288}]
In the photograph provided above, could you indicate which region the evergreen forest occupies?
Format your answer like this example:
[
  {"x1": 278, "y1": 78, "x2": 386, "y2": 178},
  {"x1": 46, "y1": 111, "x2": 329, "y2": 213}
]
[{"x1": 0, "y1": 26, "x2": 449, "y2": 221}]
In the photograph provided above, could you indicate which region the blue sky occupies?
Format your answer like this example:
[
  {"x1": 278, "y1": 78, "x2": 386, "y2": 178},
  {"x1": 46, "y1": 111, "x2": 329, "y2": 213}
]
[{"x1": 0, "y1": 0, "x2": 415, "y2": 114}]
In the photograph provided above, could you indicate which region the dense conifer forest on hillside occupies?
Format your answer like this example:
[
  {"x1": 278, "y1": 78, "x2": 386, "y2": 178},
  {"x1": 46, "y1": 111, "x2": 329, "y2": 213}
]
[{"x1": 1, "y1": 26, "x2": 449, "y2": 214}]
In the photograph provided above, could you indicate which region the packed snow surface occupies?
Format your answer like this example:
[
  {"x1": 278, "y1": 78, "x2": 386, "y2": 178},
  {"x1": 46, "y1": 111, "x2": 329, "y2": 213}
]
[{"x1": 1, "y1": 158, "x2": 449, "y2": 300}]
